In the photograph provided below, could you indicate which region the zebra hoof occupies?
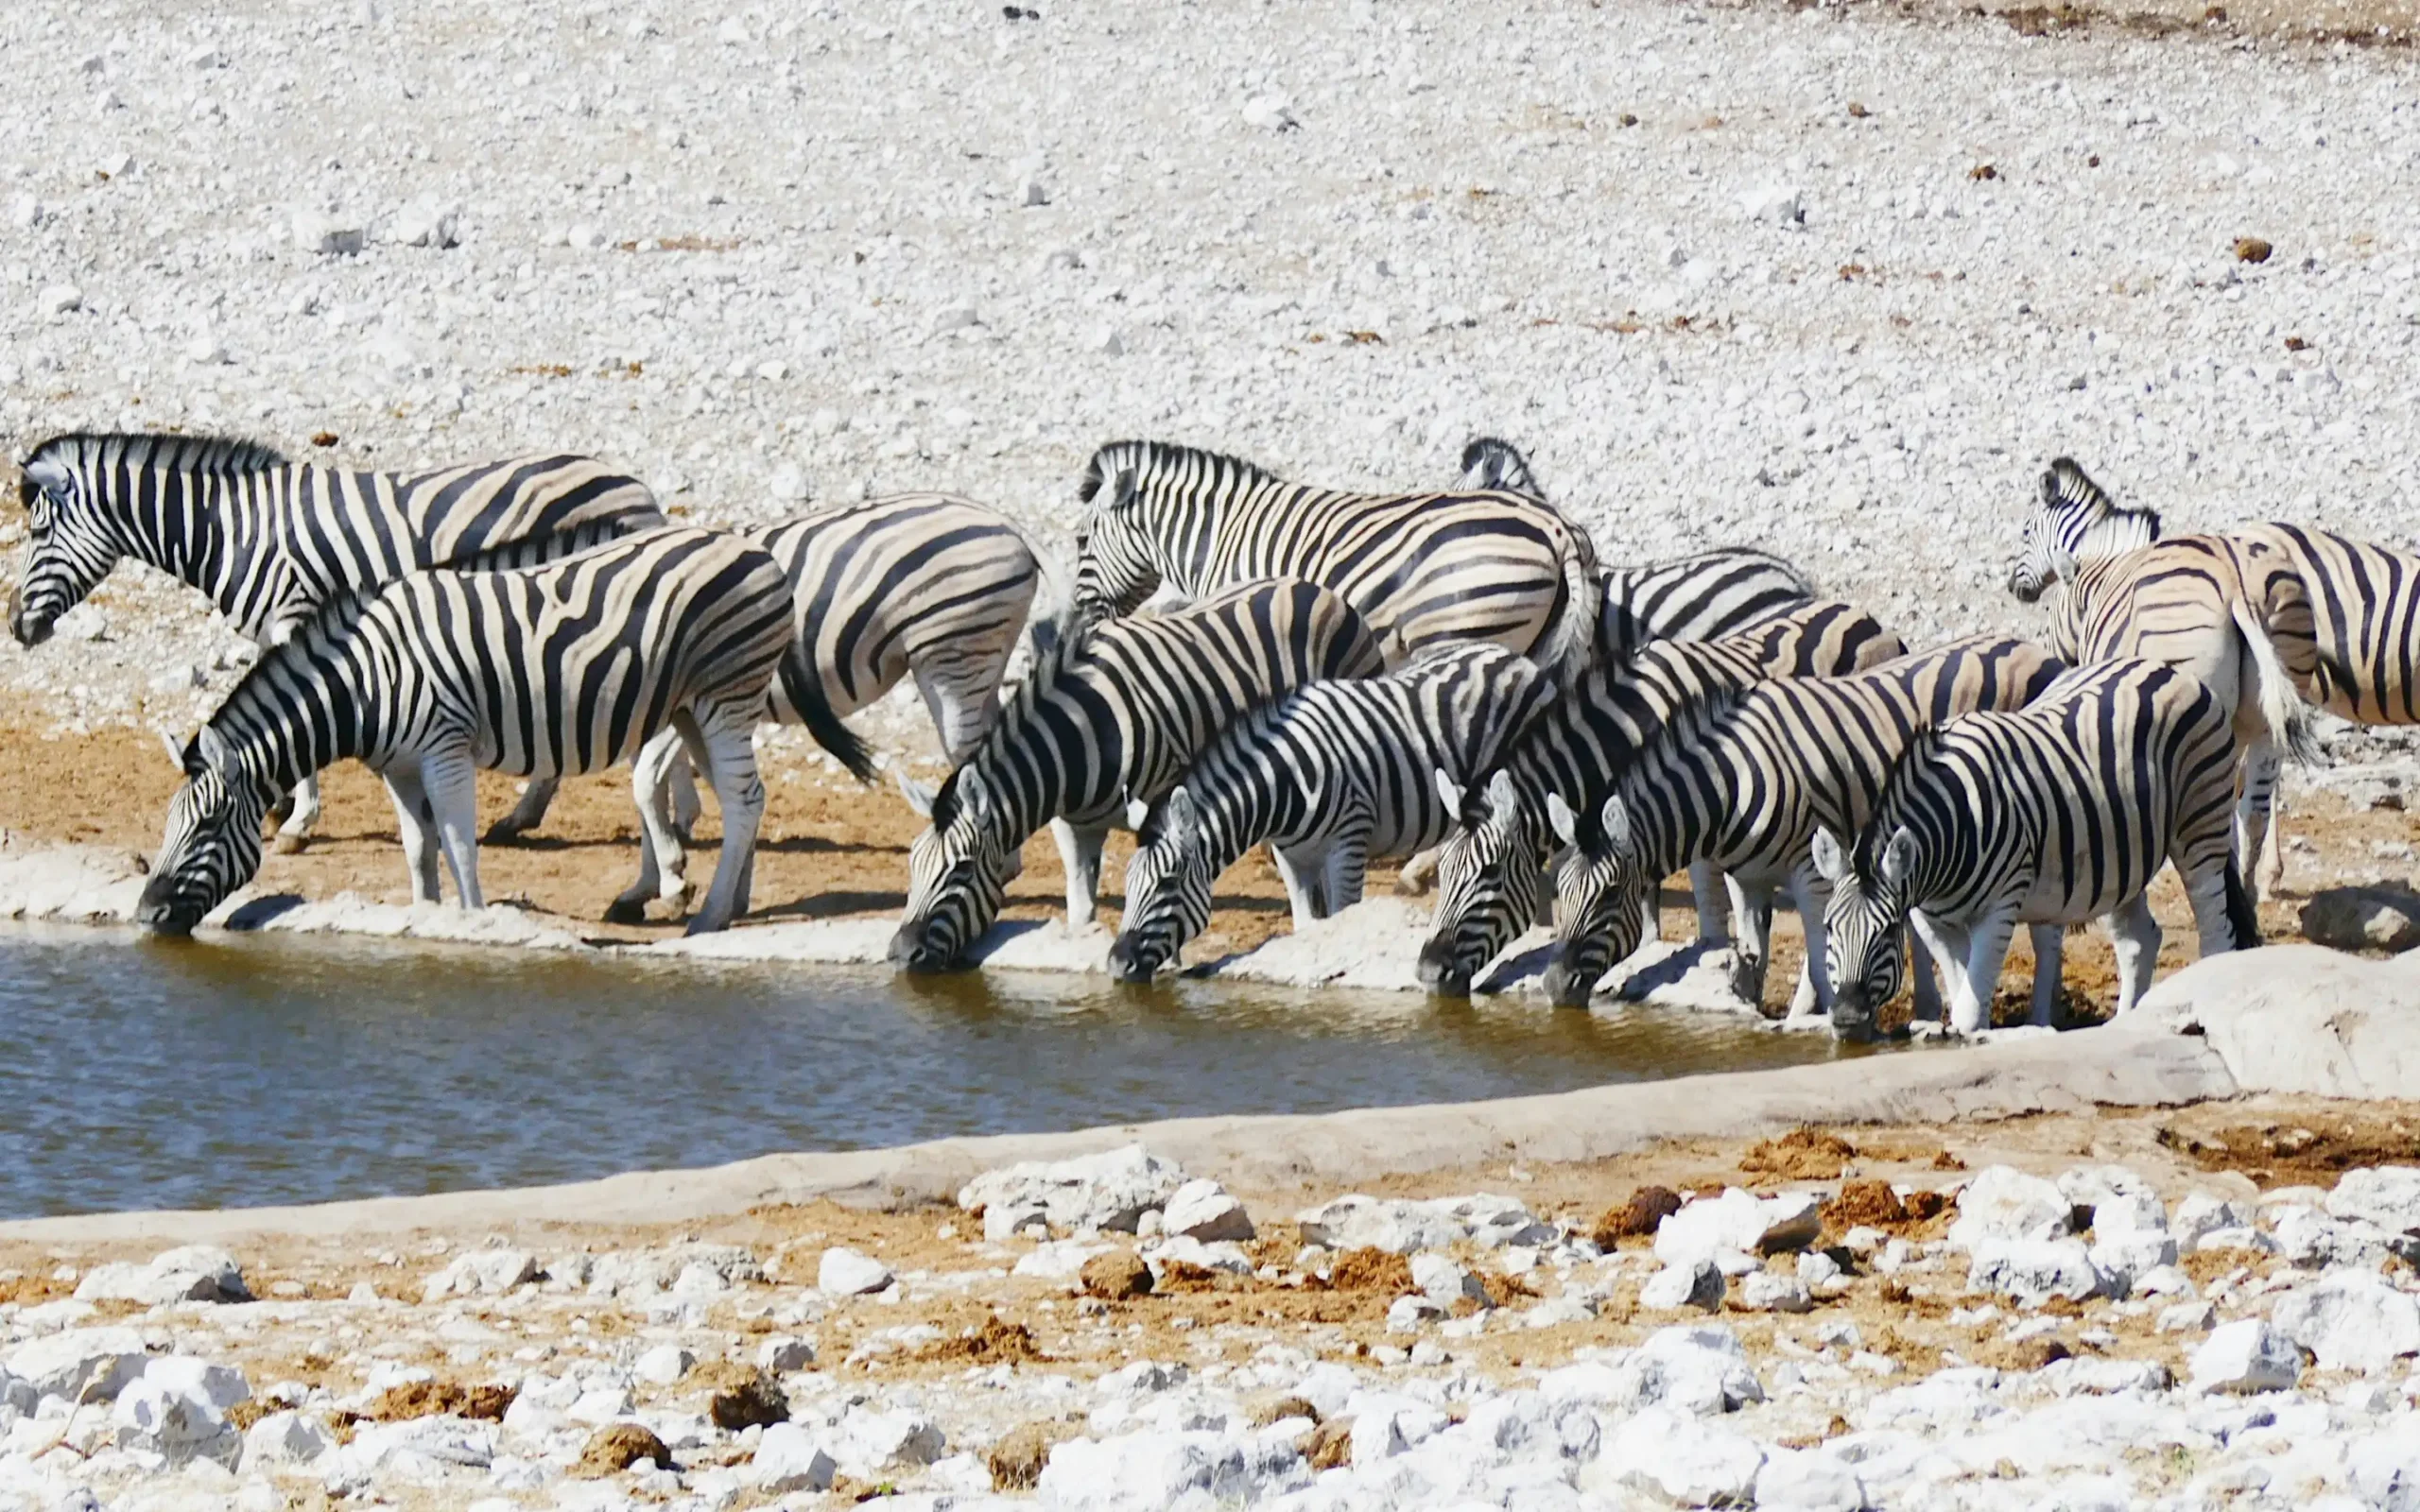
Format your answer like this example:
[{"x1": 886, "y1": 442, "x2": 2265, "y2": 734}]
[
  {"x1": 270, "y1": 833, "x2": 308, "y2": 856},
  {"x1": 481, "y1": 819, "x2": 528, "y2": 847},
  {"x1": 602, "y1": 897, "x2": 650, "y2": 926},
  {"x1": 1392, "y1": 871, "x2": 1433, "y2": 898}
]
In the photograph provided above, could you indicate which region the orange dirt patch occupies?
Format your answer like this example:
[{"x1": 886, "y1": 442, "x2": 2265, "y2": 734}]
[{"x1": 1740, "y1": 1127, "x2": 1858, "y2": 1181}]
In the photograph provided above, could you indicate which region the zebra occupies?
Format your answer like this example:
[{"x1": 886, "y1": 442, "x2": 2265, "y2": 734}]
[
  {"x1": 1416, "y1": 598, "x2": 1907, "y2": 997},
  {"x1": 135, "y1": 527, "x2": 793, "y2": 937},
  {"x1": 493, "y1": 491, "x2": 1061, "y2": 871},
  {"x1": 1106, "y1": 643, "x2": 1553, "y2": 983},
  {"x1": 10, "y1": 432, "x2": 666, "y2": 849},
  {"x1": 1066, "y1": 439, "x2": 1601, "y2": 681},
  {"x1": 1457, "y1": 436, "x2": 1546, "y2": 501},
  {"x1": 1536, "y1": 636, "x2": 2066, "y2": 1011},
  {"x1": 1812, "y1": 658, "x2": 2256, "y2": 1040},
  {"x1": 2006, "y1": 457, "x2": 2314, "y2": 900},
  {"x1": 890, "y1": 577, "x2": 1385, "y2": 972}
]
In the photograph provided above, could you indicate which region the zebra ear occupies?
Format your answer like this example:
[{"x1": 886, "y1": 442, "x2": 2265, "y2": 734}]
[
  {"x1": 1432, "y1": 767, "x2": 1465, "y2": 816},
  {"x1": 157, "y1": 727, "x2": 188, "y2": 773},
  {"x1": 894, "y1": 769, "x2": 938, "y2": 819},
  {"x1": 1810, "y1": 826, "x2": 1848, "y2": 884},
  {"x1": 1484, "y1": 768, "x2": 1517, "y2": 816},
  {"x1": 1124, "y1": 797, "x2": 1151, "y2": 833},
  {"x1": 1597, "y1": 794, "x2": 1635, "y2": 856},
  {"x1": 195, "y1": 726, "x2": 238, "y2": 782},
  {"x1": 1545, "y1": 792, "x2": 1580, "y2": 848},
  {"x1": 22, "y1": 457, "x2": 70, "y2": 497},
  {"x1": 1162, "y1": 785, "x2": 1199, "y2": 840},
  {"x1": 1879, "y1": 827, "x2": 1917, "y2": 888},
  {"x1": 1110, "y1": 468, "x2": 1138, "y2": 508}
]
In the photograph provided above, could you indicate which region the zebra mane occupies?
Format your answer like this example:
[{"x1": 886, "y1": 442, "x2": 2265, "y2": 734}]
[
  {"x1": 24, "y1": 431, "x2": 290, "y2": 481},
  {"x1": 1855, "y1": 726, "x2": 1952, "y2": 869},
  {"x1": 1078, "y1": 439, "x2": 1279, "y2": 505},
  {"x1": 929, "y1": 612, "x2": 1098, "y2": 832},
  {"x1": 2041, "y1": 456, "x2": 2162, "y2": 553}
]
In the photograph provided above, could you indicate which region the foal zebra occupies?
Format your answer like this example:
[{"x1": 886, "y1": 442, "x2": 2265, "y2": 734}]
[
  {"x1": 2007, "y1": 457, "x2": 2314, "y2": 898},
  {"x1": 137, "y1": 528, "x2": 792, "y2": 936},
  {"x1": 889, "y1": 578, "x2": 1385, "y2": 972},
  {"x1": 12, "y1": 432, "x2": 665, "y2": 847},
  {"x1": 1107, "y1": 643, "x2": 1552, "y2": 982},
  {"x1": 1457, "y1": 436, "x2": 1547, "y2": 501},
  {"x1": 494, "y1": 492, "x2": 1058, "y2": 859},
  {"x1": 1815, "y1": 658, "x2": 2255, "y2": 1040},
  {"x1": 1538, "y1": 636, "x2": 2066, "y2": 1011},
  {"x1": 1416, "y1": 598, "x2": 1906, "y2": 996},
  {"x1": 1068, "y1": 440, "x2": 1601, "y2": 680}
]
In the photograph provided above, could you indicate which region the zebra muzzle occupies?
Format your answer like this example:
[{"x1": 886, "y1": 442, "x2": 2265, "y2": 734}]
[
  {"x1": 887, "y1": 919, "x2": 959, "y2": 972},
  {"x1": 1414, "y1": 936, "x2": 1473, "y2": 997},
  {"x1": 1540, "y1": 959, "x2": 1597, "y2": 1009},
  {"x1": 8, "y1": 590, "x2": 51, "y2": 647},
  {"x1": 1104, "y1": 935, "x2": 1163, "y2": 984}
]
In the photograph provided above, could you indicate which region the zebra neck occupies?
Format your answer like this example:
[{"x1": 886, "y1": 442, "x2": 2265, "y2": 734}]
[
  {"x1": 1191, "y1": 774, "x2": 1299, "y2": 869},
  {"x1": 121, "y1": 468, "x2": 267, "y2": 619},
  {"x1": 207, "y1": 634, "x2": 375, "y2": 794}
]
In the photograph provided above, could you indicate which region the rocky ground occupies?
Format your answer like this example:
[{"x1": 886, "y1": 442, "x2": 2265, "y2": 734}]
[{"x1": 3, "y1": 1101, "x2": 2418, "y2": 1512}]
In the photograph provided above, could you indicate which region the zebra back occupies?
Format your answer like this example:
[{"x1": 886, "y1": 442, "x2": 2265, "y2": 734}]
[
  {"x1": 1599, "y1": 547, "x2": 1820, "y2": 658},
  {"x1": 2246, "y1": 522, "x2": 2420, "y2": 724}
]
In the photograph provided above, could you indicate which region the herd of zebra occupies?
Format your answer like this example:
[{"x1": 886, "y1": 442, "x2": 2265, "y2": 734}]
[{"x1": 9, "y1": 427, "x2": 2419, "y2": 1038}]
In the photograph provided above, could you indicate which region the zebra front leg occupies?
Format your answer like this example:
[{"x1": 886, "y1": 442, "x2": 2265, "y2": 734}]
[
  {"x1": 683, "y1": 713, "x2": 765, "y2": 935},
  {"x1": 378, "y1": 764, "x2": 443, "y2": 904},
  {"x1": 482, "y1": 777, "x2": 561, "y2": 846},
  {"x1": 1052, "y1": 818, "x2": 1109, "y2": 929},
  {"x1": 609, "y1": 729, "x2": 693, "y2": 924},
  {"x1": 2104, "y1": 892, "x2": 2163, "y2": 1016},
  {"x1": 1785, "y1": 868, "x2": 1834, "y2": 1018},
  {"x1": 1909, "y1": 925, "x2": 1945, "y2": 1023},
  {"x1": 1910, "y1": 910, "x2": 1975, "y2": 1032},
  {"x1": 2235, "y1": 740, "x2": 2283, "y2": 903},
  {"x1": 1950, "y1": 905, "x2": 2020, "y2": 1036},
  {"x1": 271, "y1": 773, "x2": 323, "y2": 854},
  {"x1": 1689, "y1": 860, "x2": 1730, "y2": 946},
  {"x1": 418, "y1": 746, "x2": 486, "y2": 911},
  {"x1": 1270, "y1": 845, "x2": 1326, "y2": 931},
  {"x1": 1726, "y1": 881, "x2": 1775, "y2": 1008},
  {"x1": 2027, "y1": 922, "x2": 2066, "y2": 1027}
]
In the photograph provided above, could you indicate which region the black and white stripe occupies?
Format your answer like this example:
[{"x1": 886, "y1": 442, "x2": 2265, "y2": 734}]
[
  {"x1": 1813, "y1": 658, "x2": 2255, "y2": 1040},
  {"x1": 1539, "y1": 636, "x2": 2066, "y2": 1011},
  {"x1": 1107, "y1": 643, "x2": 1552, "y2": 982},
  {"x1": 12, "y1": 432, "x2": 666, "y2": 844},
  {"x1": 1456, "y1": 437, "x2": 1547, "y2": 501},
  {"x1": 1069, "y1": 440, "x2": 1601, "y2": 680},
  {"x1": 136, "y1": 528, "x2": 791, "y2": 936},
  {"x1": 1416, "y1": 599, "x2": 1907, "y2": 996},
  {"x1": 889, "y1": 578, "x2": 1386, "y2": 971}
]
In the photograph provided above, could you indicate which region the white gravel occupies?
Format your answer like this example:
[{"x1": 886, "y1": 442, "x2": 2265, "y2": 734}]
[{"x1": 5, "y1": 0, "x2": 2420, "y2": 758}]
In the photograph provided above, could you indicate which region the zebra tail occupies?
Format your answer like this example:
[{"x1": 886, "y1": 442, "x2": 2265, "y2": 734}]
[
  {"x1": 2230, "y1": 592, "x2": 2321, "y2": 765},
  {"x1": 1017, "y1": 524, "x2": 1075, "y2": 662},
  {"x1": 777, "y1": 649, "x2": 878, "y2": 783},
  {"x1": 1536, "y1": 550, "x2": 1603, "y2": 685},
  {"x1": 2221, "y1": 855, "x2": 2262, "y2": 950}
]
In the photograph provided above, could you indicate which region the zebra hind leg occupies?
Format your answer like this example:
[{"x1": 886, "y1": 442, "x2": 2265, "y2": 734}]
[
  {"x1": 2234, "y1": 741, "x2": 2284, "y2": 904},
  {"x1": 609, "y1": 728, "x2": 693, "y2": 925},
  {"x1": 1952, "y1": 906, "x2": 2019, "y2": 1036},
  {"x1": 681, "y1": 713, "x2": 765, "y2": 935},
  {"x1": 2104, "y1": 892, "x2": 2162, "y2": 1015},
  {"x1": 2026, "y1": 922, "x2": 2066, "y2": 1026},
  {"x1": 1271, "y1": 847, "x2": 1324, "y2": 930},
  {"x1": 1053, "y1": 818, "x2": 1108, "y2": 929},
  {"x1": 271, "y1": 773, "x2": 322, "y2": 854},
  {"x1": 1784, "y1": 868, "x2": 1832, "y2": 1018},
  {"x1": 482, "y1": 777, "x2": 560, "y2": 847},
  {"x1": 377, "y1": 764, "x2": 443, "y2": 904},
  {"x1": 418, "y1": 746, "x2": 486, "y2": 911}
]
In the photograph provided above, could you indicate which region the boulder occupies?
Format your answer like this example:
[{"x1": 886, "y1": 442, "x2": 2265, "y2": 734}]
[
  {"x1": 1754, "y1": 1445, "x2": 1867, "y2": 1512},
  {"x1": 422, "y1": 1249, "x2": 538, "y2": 1302},
  {"x1": 959, "y1": 1144, "x2": 1188, "y2": 1240},
  {"x1": 2190, "y1": 1319, "x2": 2301, "y2": 1394},
  {"x1": 1948, "y1": 1166, "x2": 2074, "y2": 1248},
  {"x1": 243, "y1": 1410, "x2": 334, "y2": 1466},
  {"x1": 112, "y1": 1360, "x2": 248, "y2": 1466},
  {"x1": 6, "y1": 1327, "x2": 150, "y2": 1400},
  {"x1": 755, "y1": 1336, "x2": 815, "y2": 1373},
  {"x1": 2326, "y1": 1166, "x2": 2420, "y2": 1243},
  {"x1": 1036, "y1": 1430, "x2": 1259, "y2": 1509},
  {"x1": 1160, "y1": 1179, "x2": 1254, "y2": 1243},
  {"x1": 1295, "y1": 1192, "x2": 1551, "y2": 1254},
  {"x1": 1967, "y1": 1237, "x2": 2106, "y2": 1307},
  {"x1": 1558, "y1": 1324, "x2": 1767, "y2": 1417},
  {"x1": 751, "y1": 1422, "x2": 838, "y2": 1493},
  {"x1": 1639, "y1": 1260, "x2": 1726, "y2": 1313},
  {"x1": 2298, "y1": 885, "x2": 2420, "y2": 953},
  {"x1": 632, "y1": 1345, "x2": 694, "y2": 1385},
  {"x1": 341, "y1": 1415, "x2": 498, "y2": 1472},
  {"x1": 834, "y1": 1406, "x2": 944, "y2": 1476},
  {"x1": 2271, "y1": 1271, "x2": 2420, "y2": 1372},
  {"x1": 1653, "y1": 1188, "x2": 1823, "y2": 1266},
  {"x1": 2169, "y1": 1193, "x2": 2248, "y2": 1248},
  {"x1": 1409, "y1": 1254, "x2": 1488, "y2": 1308},
  {"x1": 1736, "y1": 1271, "x2": 1813, "y2": 1314},
  {"x1": 1346, "y1": 1396, "x2": 1452, "y2": 1465},
  {"x1": 1601, "y1": 1406, "x2": 1766, "y2": 1505},
  {"x1": 2273, "y1": 1205, "x2": 2400, "y2": 1269},
  {"x1": 75, "y1": 1245, "x2": 250, "y2": 1306},
  {"x1": 817, "y1": 1247, "x2": 893, "y2": 1297}
]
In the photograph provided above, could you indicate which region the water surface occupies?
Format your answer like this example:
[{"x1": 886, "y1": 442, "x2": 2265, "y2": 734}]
[{"x1": 0, "y1": 927, "x2": 1874, "y2": 1218}]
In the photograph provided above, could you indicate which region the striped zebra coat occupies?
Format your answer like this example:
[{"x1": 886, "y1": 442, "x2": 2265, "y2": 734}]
[
  {"x1": 2008, "y1": 458, "x2": 2314, "y2": 900},
  {"x1": 1813, "y1": 658, "x2": 2254, "y2": 1039},
  {"x1": 1068, "y1": 440, "x2": 1601, "y2": 681},
  {"x1": 890, "y1": 578, "x2": 1385, "y2": 971},
  {"x1": 1417, "y1": 598, "x2": 1906, "y2": 996},
  {"x1": 1540, "y1": 637, "x2": 2066, "y2": 1010},
  {"x1": 12, "y1": 432, "x2": 666, "y2": 845},
  {"x1": 1108, "y1": 643, "x2": 1552, "y2": 982},
  {"x1": 137, "y1": 528, "x2": 791, "y2": 937}
]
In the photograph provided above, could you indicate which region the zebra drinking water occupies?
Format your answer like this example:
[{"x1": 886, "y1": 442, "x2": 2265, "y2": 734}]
[
  {"x1": 1538, "y1": 636, "x2": 2066, "y2": 1011},
  {"x1": 1417, "y1": 598, "x2": 1906, "y2": 996},
  {"x1": 1107, "y1": 643, "x2": 1552, "y2": 982},
  {"x1": 890, "y1": 578, "x2": 1385, "y2": 972},
  {"x1": 11, "y1": 432, "x2": 666, "y2": 848},
  {"x1": 1814, "y1": 658, "x2": 2256, "y2": 1040},
  {"x1": 136, "y1": 527, "x2": 792, "y2": 936},
  {"x1": 1066, "y1": 440, "x2": 1601, "y2": 679}
]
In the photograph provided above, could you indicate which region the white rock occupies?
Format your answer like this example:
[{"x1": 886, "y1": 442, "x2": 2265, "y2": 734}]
[
  {"x1": 927, "y1": 302, "x2": 980, "y2": 335},
  {"x1": 2190, "y1": 1318, "x2": 2302, "y2": 1394},
  {"x1": 961, "y1": 1143, "x2": 1187, "y2": 1240},
  {"x1": 1654, "y1": 1188, "x2": 1821, "y2": 1264},
  {"x1": 1147, "y1": 1235, "x2": 1253, "y2": 1276},
  {"x1": 1616, "y1": 1324, "x2": 1766, "y2": 1416},
  {"x1": 389, "y1": 198, "x2": 461, "y2": 249},
  {"x1": 1603, "y1": 1405, "x2": 1765, "y2": 1505},
  {"x1": 1241, "y1": 94, "x2": 1298, "y2": 131},
  {"x1": 566, "y1": 222, "x2": 609, "y2": 250},
  {"x1": 2157, "y1": 1301, "x2": 2217, "y2": 1333},
  {"x1": 6, "y1": 1327, "x2": 149, "y2": 1400},
  {"x1": 143, "y1": 1356, "x2": 250, "y2": 1412},
  {"x1": 752, "y1": 1421, "x2": 838, "y2": 1491},
  {"x1": 344, "y1": 1415, "x2": 498, "y2": 1471},
  {"x1": 1967, "y1": 1237, "x2": 2105, "y2": 1306},
  {"x1": 422, "y1": 1248, "x2": 538, "y2": 1301},
  {"x1": 38, "y1": 284, "x2": 83, "y2": 316},
  {"x1": 2036, "y1": 1357, "x2": 2171, "y2": 1396},
  {"x1": 1037, "y1": 1430, "x2": 1260, "y2": 1509},
  {"x1": 1948, "y1": 1166, "x2": 2075, "y2": 1248},
  {"x1": 1640, "y1": 1260, "x2": 1726, "y2": 1312},
  {"x1": 1020, "y1": 178, "x2": 1050, "y2": 207},
  {"x1": 1754, "y1": 1445, "x2": 1867, "y2": 1512},
  {"x1": 1737, "y1": 1270, "x2": 1814, "y2": 1314},
  {"x1": 1409, "y1": 1252, "x2": 1488, "y2": 1307},
  {"x1": 2273, "y1": 1205, "x2": 2398, "y2": 1269},
  {"x1": 1348, "y1": 1396, "x2": 1451, "y2": 1464},
  {"x1": 2170, "y1": 1193, "x2": 2249, "y2": 1247},
  {"x1": 835, "y1": 1406, "x2": 943, "y2": 1476},
  {"x1": 9, "y1": 195, "x2": 43, "y2": 229},
  {"x1": 756, "y1": 1336, "x2": 815, "y2": 1372},
  {"x1": 243, "y1": 1410, "x2": 334, "y2": 1466},
  {"x1": 75, "y1": 1246, "x2": 249, "y2": 1306},
  {"x1": 1160, "y1": 1179, "x2": 1254, "y2": 1242},
  {"x1": 2326, "y1": 1166, "x2": 2420, "y2": 1241},
  {"x1": 292, "y1": 210, "x2": 364, "y2": 256},
  {"x1": 2271, "y1": 1271, "x2": 2420, "y2": 1372},
  {"x1": 1386, "y1": 1295, "x2": 1443, "y2": 1332},
  {"x1": 1094, "y1": 327, "x2": 1125, "y2": 356},
  {"x1": 1012, "y1": 1239, "x2": 1108, "y2": 1280},
  {"x1": 817, "y1": 1247, "x2": 893, "y2": 1297},
  {"x1": 768, "y1": 462, "x2": 810, "y2": 503},
  {"x1": 633, "y1": 1345, "x2": 695, "y2": 1385},
  {"x1": 112, "y1": 1372, "x2": 236, "y2": 1462}
]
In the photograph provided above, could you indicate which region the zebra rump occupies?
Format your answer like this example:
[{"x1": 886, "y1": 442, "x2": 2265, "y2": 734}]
[
  {"x1": 1109, "y1": 642, "x2": 1552, "y2": 982},
  {"x1": 890, "y1": 577, "x2": 1386, "y2": 972},
  {"x1": 1599, "y1": 548, "x2": 1822, "y2": 660},
  {"x1": 137, "y1": 527, "x2": 792, "y2": 936}
]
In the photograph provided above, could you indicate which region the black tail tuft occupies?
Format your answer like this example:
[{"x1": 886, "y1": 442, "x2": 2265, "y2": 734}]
[
  {"x1": 778, "y1": 652, "x2": 877, "y2": 783},
  {"x1": 2221, "y1": 857, "x2": 2262, "y2": 951}
]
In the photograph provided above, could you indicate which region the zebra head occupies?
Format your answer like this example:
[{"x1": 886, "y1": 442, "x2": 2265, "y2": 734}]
[
  {"x1": 1070, "y1": 444, "x2": 1165, "y2": 625},
  {"x1": 1418, "y1": 767, "x2": 1541, "y2": 997},
  {"x1": 138, "y1": 727, "x2": 270, "y2": 935},
  {"x1": 10, "y1": 445, "x2": 112, "y2": 646},
  {"x1": 1457, "y1": 437, "x2": 1545, "y2": 501},
  {"x1": 890, "y1": 765, "x2": 1022, "y2": 971},
  {"x1": 2009, "y1": 458, "x2": 2158, "y2": 603},
  {"x1": 1811, "y1": 823, "x2": 1915, "y2": 1043},
  {"x1": 1540, "y1": 791, "x2": 1651, "y2": 1007},
  {"x1": 1107, "y1": 786, "x2": 1211, "y2": 983}
]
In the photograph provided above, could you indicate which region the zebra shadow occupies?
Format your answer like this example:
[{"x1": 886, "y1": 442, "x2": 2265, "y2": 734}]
[{"x1": 754, "y1": 889, "x2": 907, "y2": 922}]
